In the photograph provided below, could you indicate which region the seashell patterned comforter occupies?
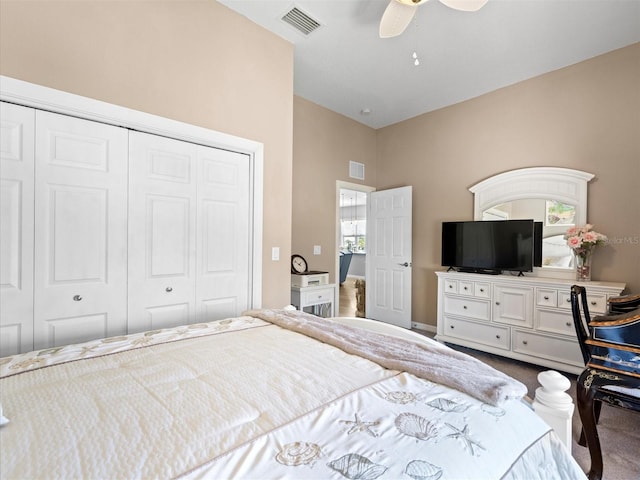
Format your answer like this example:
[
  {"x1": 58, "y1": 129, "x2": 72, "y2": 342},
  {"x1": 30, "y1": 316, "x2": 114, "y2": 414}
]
[{"x1": 0, "y1": 310, "x2": 585, "y2": 479}]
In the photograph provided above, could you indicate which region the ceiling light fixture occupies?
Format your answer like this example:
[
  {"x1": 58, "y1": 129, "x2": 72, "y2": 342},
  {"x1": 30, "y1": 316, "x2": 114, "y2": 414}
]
[{"x1": 380, "y1": 0, "x2": 488, "y2": 38}]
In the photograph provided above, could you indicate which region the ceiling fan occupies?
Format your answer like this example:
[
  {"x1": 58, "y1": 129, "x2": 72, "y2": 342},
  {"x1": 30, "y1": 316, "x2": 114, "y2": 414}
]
[{"x1": 379, "y1": 0, "x2": 488, "y2": 38}]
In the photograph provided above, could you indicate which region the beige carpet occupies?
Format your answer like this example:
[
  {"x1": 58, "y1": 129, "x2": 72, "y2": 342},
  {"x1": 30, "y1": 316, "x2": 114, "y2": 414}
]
[{"x1": 434, "y1": 341, "x2": 640, "y2": 480}]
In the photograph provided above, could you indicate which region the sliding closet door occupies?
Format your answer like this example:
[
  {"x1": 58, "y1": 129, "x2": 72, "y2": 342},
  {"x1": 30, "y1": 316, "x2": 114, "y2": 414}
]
[
  {"x1": 33, "y1": 110, "x2": 128, "y2": 350},
  {"x1": 0, "y1": 102, "x2": 35, "y2": 356},
  {"x1": 196, "y1": 147, "x2": 250, "y2": 321},
  {"x1": 128, "y1": 132, "x2": 197, "y2": 333}
]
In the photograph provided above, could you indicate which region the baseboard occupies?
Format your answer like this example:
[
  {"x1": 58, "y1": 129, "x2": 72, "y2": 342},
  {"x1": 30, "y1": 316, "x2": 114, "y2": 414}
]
[{"x1": 411, "y1": 322, "x2": 435, "y2": 334}]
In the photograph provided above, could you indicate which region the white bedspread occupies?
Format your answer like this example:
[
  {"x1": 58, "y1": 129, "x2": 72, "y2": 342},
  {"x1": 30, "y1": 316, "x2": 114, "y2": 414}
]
[{"x1": 0, "y1": 312, "x2": 585, "y2": 479}]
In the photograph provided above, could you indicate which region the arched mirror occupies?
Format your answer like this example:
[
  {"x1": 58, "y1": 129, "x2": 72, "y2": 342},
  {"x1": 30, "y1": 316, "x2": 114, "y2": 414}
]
[{"x1": 470, "y1": 167, "x2": 594, "y2": 277}]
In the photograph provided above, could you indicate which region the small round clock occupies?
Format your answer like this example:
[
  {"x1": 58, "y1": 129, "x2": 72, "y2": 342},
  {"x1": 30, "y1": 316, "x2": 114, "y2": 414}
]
[{"x1": 291, "y1": 254, "x2": 308, "y2": 274}]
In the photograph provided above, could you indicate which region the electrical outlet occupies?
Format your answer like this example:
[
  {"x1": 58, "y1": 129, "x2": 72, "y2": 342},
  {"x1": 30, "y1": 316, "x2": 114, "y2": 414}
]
[{"x1": 313, "y1": 245, "x2": 321, "y2": 255}]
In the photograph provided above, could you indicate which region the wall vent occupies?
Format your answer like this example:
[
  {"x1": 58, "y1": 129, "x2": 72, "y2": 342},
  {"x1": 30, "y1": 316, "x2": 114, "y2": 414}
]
[
  {"x1": 281, "y1": 7, "x2": 321, "y2": 35},
  {"x1": 349, "y1": 161, "x2": 365, "y2": 181}
]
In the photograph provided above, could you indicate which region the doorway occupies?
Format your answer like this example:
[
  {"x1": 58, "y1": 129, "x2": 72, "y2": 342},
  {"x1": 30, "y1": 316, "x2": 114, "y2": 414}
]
[{"x1": 336, "y1": 181, "x2": 374, "y2": 317}]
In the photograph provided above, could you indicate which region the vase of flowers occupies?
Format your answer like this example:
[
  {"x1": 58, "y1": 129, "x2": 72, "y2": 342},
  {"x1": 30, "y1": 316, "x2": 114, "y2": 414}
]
[{"x1": 564, "y1": 225, "x2": 607, "y2": 281}]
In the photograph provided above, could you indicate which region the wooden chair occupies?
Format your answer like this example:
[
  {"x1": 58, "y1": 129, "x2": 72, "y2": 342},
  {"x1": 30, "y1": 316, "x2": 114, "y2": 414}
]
[
  {"x1": 607, "y1": 292, "x2": 640, "y2": 313},
  {"x1": 570, "y1": 285, "x2": 640, "y2": 480}
]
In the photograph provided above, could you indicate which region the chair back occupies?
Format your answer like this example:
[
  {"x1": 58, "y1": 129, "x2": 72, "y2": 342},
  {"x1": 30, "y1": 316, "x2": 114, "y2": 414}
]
[
  {"x1": 571, "y1": 284, "x2": 593, "y2": 365},
  {"x1": 339, "y1": 251, "x2": 353, "y2": 285}
]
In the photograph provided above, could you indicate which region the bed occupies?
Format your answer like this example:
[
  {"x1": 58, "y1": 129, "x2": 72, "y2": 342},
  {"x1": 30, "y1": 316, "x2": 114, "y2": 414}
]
[{"x1": 0, "y1": 309, "x2": 585, "y2": 479}]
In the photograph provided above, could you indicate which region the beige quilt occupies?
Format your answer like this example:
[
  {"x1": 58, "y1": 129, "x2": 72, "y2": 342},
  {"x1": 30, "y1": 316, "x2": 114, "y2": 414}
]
[{"x1": 0, "y1": 311, "x2": 584, "y2": 479}]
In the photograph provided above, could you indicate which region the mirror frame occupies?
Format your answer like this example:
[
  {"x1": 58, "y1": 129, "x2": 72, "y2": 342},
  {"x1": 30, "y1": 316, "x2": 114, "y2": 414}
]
[{"x1": 469, "y1": 167, "x2": 594, "y2": 277}]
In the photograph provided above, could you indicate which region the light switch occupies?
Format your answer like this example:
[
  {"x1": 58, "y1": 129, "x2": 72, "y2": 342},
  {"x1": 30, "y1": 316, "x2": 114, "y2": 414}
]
[
  {"x1": 313, "y1": 245, "x2": 321, "y2": 255},
  {"x1": 272, "y1": 247, "x2": 280, "y2": 261}
]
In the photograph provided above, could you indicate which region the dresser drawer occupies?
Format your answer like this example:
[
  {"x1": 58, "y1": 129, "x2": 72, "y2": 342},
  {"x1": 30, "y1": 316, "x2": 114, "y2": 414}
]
[
  {"x1": 536, "y1": 288, "x2": 558, "y2": 308},
  {"x1": 536, "y1": 308, "x2": 576, "y2": 337},
  {"x1": 443, "y1": 295, "x2": 490, "y2": 321},
  {"x1": 512, "y1": 330, "x2": 583, "y2": 366},
  {"x1": 474, "y1": 282, "x2": 490, "y2": 298},
  {"x1": 444, "y1": 279, "x2": 458, "y2": 294},
  {"x1": 558, "y1": 291, "x2": 607, "y2": 313},
  {"x1": 444, "y1": 316, "x2": 509, "y2": 350},
  {"x1": 458, "y1": 281, "x2": 474, "y2": 296},
  {"x1": 301, "y1": 287, "x2": 334, "y2": 306}
]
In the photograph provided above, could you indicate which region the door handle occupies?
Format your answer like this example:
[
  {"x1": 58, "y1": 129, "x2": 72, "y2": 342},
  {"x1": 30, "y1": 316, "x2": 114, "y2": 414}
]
[
  {"x1": 398, "y1": 262, "x2": 411, "y2": 267},
  {"x1": 73, "y1": 295, "x2": 83, "y2": 301}
]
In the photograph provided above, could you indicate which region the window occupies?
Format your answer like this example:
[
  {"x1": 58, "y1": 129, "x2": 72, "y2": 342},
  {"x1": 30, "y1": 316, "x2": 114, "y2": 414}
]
[{"x1": 340, "y1": 189, "x2": 366, "y2": 252}]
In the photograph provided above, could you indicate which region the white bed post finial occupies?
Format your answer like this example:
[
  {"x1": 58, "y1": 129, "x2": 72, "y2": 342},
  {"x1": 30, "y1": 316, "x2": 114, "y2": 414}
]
[{"x1": 532, "y1": 370, "x2": 574, "y2": 452}]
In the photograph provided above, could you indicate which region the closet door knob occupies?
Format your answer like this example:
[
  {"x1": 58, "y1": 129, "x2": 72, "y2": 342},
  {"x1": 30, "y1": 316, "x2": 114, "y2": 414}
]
[
  {"x1": 73, "y1": 295, "x2": 83, "y2": 302},
  {"x1": 166, "y1": 287, "x2": 173, "y2": 293}
]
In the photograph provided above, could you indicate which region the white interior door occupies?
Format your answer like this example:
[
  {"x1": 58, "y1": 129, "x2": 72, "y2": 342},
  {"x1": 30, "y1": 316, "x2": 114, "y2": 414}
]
[
  {"x1": 0, "y1": 102, "x2": 35, "y2": 355},
  {"x1": 128, "y1": 131, "x2": 197, "y2": 333},
  {"x1": 366, "y1": 186, "x2": 412, "y2": 328},
  {"x1": 34, "y1": 110, "x2": 128, "y2": 349},
  {"x1": 196, "y1": 147, "x2": 250, "y2": 321}
]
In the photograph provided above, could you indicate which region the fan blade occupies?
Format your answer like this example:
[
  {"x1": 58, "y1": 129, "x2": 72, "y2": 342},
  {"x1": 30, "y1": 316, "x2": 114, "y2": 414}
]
[
  {"x1": 439, "y1": 0, "x2": 488, "y2": 12},
  {"x1": 379, "y1": 0, "x2": 418, "y2": 38}
]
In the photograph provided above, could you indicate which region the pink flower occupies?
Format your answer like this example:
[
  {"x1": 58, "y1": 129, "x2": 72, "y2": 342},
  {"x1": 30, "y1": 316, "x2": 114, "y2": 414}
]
[
  {"x1": 564, "y1": 225, "x2": 607, "y2": 252},
  {"x1": 583, "y1": 231, "x2": 598, "y2": 243},
  {"x1": 567, "y1": 236, "x2": 582, "y2": 248},
  {"x1": 565, "y1": 226, "x2": 580, "y2": 237}
]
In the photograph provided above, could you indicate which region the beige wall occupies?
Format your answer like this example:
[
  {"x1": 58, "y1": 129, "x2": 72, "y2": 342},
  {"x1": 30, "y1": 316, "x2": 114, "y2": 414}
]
[
  {"x1": 293, "y1": 44, "x2": 639, "y2": 326},
  {"x1": 0, "y1": 0, "x2": 294, "y2": 308},
  {"x1": 378, "y1": 43, "x2": 639, "y2": 325},
  {"x1": 292, "y1": 96, "x2": 377, "y2": 281}
]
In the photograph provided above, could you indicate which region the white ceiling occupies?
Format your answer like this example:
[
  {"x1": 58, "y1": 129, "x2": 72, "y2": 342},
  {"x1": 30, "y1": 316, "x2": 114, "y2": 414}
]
[{"x1": 218, "y1": 0, "x2": 640, "y2": 129}]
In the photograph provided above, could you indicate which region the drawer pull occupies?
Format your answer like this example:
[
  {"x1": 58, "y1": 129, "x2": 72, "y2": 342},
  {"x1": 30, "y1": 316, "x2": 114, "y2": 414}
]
[
  {"x1": 463, "y1": 305, "x2": 467, "y2": 310},
  {"x1": 544, "y1": 296, "x2": 549, "y2": 300},
  {"x1": 495, "y1": 302, "x2": 500, "y2": 306},
  {"x1": 590, "y1": 301, "x2": 597, "y2": 306},
  {"x1": 479, "y1": 288, "x2": 484, "y2": 293},
  {"x1": 566, "y1": 322, "x2": 572, "y2": 327},
  {"x1": 450, "y1": 325, "x2": 455, "y2": 329},
  {"x1": 73, "y1": 295, "x2": 83, "y2": 302},
  {"x1": 496, "y1": 335, "x2": 501, "y2": 339},
  {"x1": 166, "y1": 287, "x2": 173, "y2": 292},
  {"x1": 449, "y1": 285, "x2": 454, "y2": 289},
  {"x1": 463, "y1": 286, "x2": 468, "y2": 291},
  {"x1": 566, "y1": 298, "x2": 571, "y2": 303},
  {"x1": 522, "y1": 340, "x2": 528, "y2": 345}
]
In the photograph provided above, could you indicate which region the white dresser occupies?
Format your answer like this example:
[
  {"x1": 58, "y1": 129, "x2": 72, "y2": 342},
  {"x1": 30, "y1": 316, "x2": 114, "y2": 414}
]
[{"x1": 435, "y1": 271, "x2": 625, "y2": 375}]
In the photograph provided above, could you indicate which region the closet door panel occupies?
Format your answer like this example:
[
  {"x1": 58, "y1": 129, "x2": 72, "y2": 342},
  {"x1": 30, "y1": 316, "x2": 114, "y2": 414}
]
[
  {"x1": 34, "y1": 110, "x2": 128, "y2": 350},
  {"x1": 196, "y1": 147, "x2": 250, "y2": 321},
  {"x1": 128, "y1": 132, "x2": 197, "y2": 333},
  {"x1": 0, "y1": 102, "x2": 35, "y2": 355}
]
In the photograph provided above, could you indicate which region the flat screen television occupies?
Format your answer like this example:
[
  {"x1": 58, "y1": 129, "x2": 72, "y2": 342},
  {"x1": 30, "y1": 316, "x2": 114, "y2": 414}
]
[{"x1": 442, "y1": 220, "x2": 539, "y2": 275}]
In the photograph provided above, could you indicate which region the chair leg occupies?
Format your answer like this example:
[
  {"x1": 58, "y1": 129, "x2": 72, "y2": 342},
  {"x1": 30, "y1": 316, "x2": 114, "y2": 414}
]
[
  {"x1": 578, "y1": 399, "x2": 602, "y2": 447},
  {"x1": 577, "y1": 371, "x2": 604, "y2": 480}
]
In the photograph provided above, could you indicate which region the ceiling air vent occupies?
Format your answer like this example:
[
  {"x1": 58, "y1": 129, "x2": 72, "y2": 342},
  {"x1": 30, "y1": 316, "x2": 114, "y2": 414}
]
[{"x1": 281, "y1": 7, "x2": 321, "y2": 35}]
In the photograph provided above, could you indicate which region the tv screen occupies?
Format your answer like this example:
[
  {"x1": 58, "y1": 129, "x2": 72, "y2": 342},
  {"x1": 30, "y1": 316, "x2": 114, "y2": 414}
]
[{"x1": 441, "y1": 220, "x2": 536, "y2": 274}]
